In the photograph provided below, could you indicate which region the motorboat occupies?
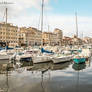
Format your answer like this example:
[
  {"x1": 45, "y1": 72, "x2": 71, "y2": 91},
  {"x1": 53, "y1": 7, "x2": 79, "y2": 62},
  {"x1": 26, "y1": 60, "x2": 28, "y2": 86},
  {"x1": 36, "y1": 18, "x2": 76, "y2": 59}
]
[
  {"x1": 51, "y1": 53, "x2": 73, "y2": 64},
  {"x1": 0, "y1": 49, "x2": 15, "y2": 61},
  {"x1": 33, "y1": 53, "x2": 52, "y2": 64},
  {"x1": 10, "y1": 52, "x2": 33, "y2": 62}
]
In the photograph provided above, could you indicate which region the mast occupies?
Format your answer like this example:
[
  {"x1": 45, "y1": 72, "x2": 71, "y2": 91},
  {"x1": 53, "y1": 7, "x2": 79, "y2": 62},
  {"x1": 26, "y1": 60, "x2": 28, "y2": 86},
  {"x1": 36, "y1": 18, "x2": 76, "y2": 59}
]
[
  {"x1": 82, "y1": 32, "x2": 83, "y2": 39},
  {"x1": 5, "y1": 8, "x2": 8, "y2": 47},
  {"x1": 0, "y1": 1, "x2": 14, "y2": 47},
  {"x1": 5, "y1": 8, "x2": 8, "y2": 24},
  {"x1": 41, "y1": 0, "x2": 44, "y2": 47},
  {"x1": 48, "y1": 25, "x2": 51, "y2": 45},
  {"x1": 75, "y1": 12, "x2": 78, "y2": 38}
]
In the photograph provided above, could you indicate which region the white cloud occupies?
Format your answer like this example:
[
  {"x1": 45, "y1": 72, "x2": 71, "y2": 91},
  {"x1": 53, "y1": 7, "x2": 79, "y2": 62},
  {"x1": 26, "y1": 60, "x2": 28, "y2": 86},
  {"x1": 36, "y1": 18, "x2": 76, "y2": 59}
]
[
  {"x1": 6, "y1": 14, "x2": 92, "y2": 37},
  {"x1": 0, "y1": 0, "x2": 92, "y2": 37},
  {"x1": 48, "y1": 15, "x2": 92, "y2": 37}
]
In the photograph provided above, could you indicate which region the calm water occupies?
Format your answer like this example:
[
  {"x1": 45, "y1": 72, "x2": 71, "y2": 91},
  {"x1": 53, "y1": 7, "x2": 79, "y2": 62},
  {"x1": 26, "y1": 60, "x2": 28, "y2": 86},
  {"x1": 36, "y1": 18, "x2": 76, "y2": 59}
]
[{"x1": 0, "y1": 58, "x2": 92, "y2": 92}]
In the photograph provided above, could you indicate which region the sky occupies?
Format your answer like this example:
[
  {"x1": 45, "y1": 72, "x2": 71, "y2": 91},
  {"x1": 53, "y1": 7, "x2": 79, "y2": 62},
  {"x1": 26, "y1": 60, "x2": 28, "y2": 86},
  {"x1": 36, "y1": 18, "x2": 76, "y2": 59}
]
[{"x1": 0, "y1": 0, "x2": 92, "y2": 37}]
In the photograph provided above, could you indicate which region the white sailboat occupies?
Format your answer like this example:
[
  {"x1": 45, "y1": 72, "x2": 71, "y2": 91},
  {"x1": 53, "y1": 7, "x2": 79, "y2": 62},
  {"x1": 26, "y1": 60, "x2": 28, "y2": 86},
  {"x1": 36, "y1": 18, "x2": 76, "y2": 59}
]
[
  {"x1": 51, "y1": 51, "x2": 73, "y2": 64},
  {"x1": 33, "y1": 0, "x2": 52, "y2": 64}
]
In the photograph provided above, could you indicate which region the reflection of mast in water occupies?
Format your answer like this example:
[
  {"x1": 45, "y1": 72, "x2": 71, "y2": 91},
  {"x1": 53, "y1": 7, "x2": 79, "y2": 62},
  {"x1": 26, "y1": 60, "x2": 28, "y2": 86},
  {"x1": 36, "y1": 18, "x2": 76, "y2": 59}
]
[
  {"x1": 72, "y1": 63, "x2": 86, "y2": 92},
  {"x1": 41, "y1": 71, "x2": 45, "y2": 92},
  {"x1": 88, "y1": 58, "x2": 91, "y2": 67},
  {"x1": 6, "y1": 64, "x2": 9, "y2": 92},
  {"x1": 76, "y1": 70, "x2": 79, "y2": 92},
  {"x1": 40, "y1": 68, "x2": 49, "y2": 92}
]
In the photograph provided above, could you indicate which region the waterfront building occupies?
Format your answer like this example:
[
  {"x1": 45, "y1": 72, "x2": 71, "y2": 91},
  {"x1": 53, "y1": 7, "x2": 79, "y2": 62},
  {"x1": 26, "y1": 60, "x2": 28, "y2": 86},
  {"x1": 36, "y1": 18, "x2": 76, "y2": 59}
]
[
  {"x1": 42, "y1": 28, "x2": 63, "y2": 46},
  {"x1": 0, "y1": 22, "x2": 18, "y2": 47},
  {"x1": 83, "y1": 37, "x2": 92, "y2": 44},
  {"x1": 71, "y1": 35, "x2": 83, "y2": 45},
  {"x1": 62, "y1": 36, "x2": 72, "y2": 46},
  {"x1": 19, "y1": 27, "x2": 42, "y2": 46},
  {"x1": 27, "y1": 27, "x2": 42, "y2": 46},
  {"x1": 62, "y1": 35, "x2": 83, "y2": 46},
  {"x1": 19, "y1": 27, "x2": 63, "y2": 46},
  {"x1": 18, "y1": 28, "x2": 27, "y2": 46}
]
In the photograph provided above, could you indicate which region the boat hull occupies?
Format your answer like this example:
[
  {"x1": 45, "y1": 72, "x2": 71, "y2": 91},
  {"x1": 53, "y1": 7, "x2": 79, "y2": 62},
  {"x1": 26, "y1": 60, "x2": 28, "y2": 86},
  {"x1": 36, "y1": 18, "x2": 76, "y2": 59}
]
[
  {"x1": 0, "y1": 55, "x2": 9, "y2": 60},
  {"x1": 73, "y1": 58, "x2": 86, "y2": 64},
  {"x1": 33, "y1": 56, "x2": 51, "y2": 64},
  {"x1": 52, "y1": 56, "x2": 72, "y2": 64}
]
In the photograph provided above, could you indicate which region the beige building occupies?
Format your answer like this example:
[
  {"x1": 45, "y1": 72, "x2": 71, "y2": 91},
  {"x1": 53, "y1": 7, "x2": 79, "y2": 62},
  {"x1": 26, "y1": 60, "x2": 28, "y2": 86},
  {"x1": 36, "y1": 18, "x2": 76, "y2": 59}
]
[
  {"x1": 18, "y1": 27, "x2": 42, "y2": 46},
  {"x1": 18, "y1": 27, "x2": 27, "y2": 46},
  {"x1": 0, "y1": 22, "x2": 18, "y2": 47},
  {"x1": 63, "y1": 36, "x2": 72, "y2": 46},
  {"x1": 42, "y1": 28, "x2": 63, "y2": 46},
  {"x1": 83, "y1": 37, "x2": 92, "y2": 44},
  {"x1": 27, "y1": 27, "x2": 42, "y2": 46},
  {"x1": 71, "y1": 35, "x2": 83, "y2": 45},
  {"x1": 62, "y1": 35, "x2": 83, "y2": 46},
  {"x1": 19, "y1": 27, "x2": 63, "y2": 46}
]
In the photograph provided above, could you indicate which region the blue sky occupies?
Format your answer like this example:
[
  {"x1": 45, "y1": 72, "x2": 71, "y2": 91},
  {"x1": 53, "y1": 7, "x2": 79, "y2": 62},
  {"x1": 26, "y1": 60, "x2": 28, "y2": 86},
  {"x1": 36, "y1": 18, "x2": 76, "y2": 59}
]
[
  {"x1": 0, "y1": 0, "x2": 92, "y2": 37},
  {"x1": 48, "y1": 0, "x2": 92, "y2": 16}
]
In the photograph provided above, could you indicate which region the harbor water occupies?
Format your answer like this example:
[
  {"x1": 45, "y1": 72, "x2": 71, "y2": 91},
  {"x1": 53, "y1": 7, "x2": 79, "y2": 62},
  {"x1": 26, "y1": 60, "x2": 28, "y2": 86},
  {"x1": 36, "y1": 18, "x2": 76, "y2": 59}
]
[{"x1": 0, "y1": 58, "x2": 92, "y2": 92}]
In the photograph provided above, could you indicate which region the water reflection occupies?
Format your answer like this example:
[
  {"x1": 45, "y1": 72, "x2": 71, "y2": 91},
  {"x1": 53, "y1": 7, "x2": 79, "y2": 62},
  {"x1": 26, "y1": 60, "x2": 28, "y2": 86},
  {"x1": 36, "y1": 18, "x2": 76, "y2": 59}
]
[
  {"x1": 26, "y1": 61, "x2": 72, "y2": 71},
  {"x1": 51, "y1": 62, "x2": 71, "y2": 70},
  {"x1": 72, "y1": 63, "x2": 86, "y2": 71},
  {"x1": 0, "y1": 58, "x2": 92, "y2": 92},
  {"x1": 0, "y1": 63, "x2": 9, "y2": 92}
]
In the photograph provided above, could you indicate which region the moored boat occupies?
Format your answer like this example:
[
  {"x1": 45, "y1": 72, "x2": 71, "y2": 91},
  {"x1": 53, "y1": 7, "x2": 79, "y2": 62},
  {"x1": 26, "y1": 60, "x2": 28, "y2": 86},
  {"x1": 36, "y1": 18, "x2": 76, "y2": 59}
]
[
  {"x1": 73, "y1": 57, "x2": 86, "y2": 64},
  {"x1": 33, "y1": 53, "x2": 52, "y2": 64},
  {"x1": 10, "y1": 52, "x2": 33, "y2": 62},
  {"x1": 51, "y1": 54, "x2": 73, "y2": 64}
]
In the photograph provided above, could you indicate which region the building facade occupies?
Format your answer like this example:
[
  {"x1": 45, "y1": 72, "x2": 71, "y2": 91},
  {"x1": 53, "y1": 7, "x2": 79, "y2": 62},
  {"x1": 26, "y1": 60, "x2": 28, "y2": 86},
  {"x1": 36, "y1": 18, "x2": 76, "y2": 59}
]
[
  {"x1": 83, "y1": 37, "x2": 92, "y2": 44},
  {"x1": 62, "y1": 35, "x2": 83, "y2": 46},
  {"x1": 42, "y1": 28, "x2": 63, "y2": 46},
  {"x1": 0, "y1": 22, "x2": 18, "y2": 47},
  {"x1": 19, "y1": 27, "x2": 42, "y2": 46}
]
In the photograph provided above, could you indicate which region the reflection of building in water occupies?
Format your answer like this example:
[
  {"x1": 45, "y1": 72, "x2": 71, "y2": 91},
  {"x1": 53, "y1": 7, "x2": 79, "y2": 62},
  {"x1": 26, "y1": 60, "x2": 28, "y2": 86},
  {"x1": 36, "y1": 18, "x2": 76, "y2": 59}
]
[
  {"x1": 26, "y1": 62, "x2": 71, "y2": 72},
  {"x1": 0, "y1": 63, "x2": 13, "y2": 74},
  {"x1": 0, "y1": 63, "x2": 9, "y2": 92},
  {"x1": 0, "y1": 64, "x2": 7, "y2": 74}
]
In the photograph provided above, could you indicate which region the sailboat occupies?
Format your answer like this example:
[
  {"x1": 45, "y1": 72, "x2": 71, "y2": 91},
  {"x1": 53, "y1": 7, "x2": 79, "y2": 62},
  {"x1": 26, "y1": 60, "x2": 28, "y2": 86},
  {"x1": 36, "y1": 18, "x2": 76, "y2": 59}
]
[
  {"x1": 33, "y1": 0, "x2": 53, "y2": 64},
  {"x1": 51, "y1": 52, "x2": 73, "y2": 64},
  {"x1": 73, "y1": 12, "x2": 86, "y2": 64}
]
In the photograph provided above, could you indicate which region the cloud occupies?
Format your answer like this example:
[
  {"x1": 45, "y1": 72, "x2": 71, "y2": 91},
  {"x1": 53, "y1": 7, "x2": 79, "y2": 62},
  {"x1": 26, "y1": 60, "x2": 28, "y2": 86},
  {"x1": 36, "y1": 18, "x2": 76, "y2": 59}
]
[
  {"x1": 48, "y1": 15, "x2": 92, "y2": 37},
  {"x1": 6, "y1": 14, "x2": 92, "y2": 37},
  {"x1": 0, "y1": 0, "x2": 51, "y2": 16},
  {"x1": 0, "y1": 0, "x2": 92, "y2": 37}
]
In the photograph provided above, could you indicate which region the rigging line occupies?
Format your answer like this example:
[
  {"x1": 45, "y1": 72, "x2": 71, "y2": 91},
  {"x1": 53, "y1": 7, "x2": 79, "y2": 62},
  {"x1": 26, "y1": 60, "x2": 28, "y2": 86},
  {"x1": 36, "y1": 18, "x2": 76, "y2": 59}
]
[
  {"x1": 41, "y1": 72, "x2": 45, "y2": 92},
  {"x1": 37, "y1": 0, "x2": 42, "y2": 31},
  {"x1": 38, "y1": 13, "x2": 41, "y2": 31},
  {"x1": 44, "y1": 7, "x2": 50, "y2": 32},
  {"x1": 75, "y1": 12, "x2": 78, "y2": 37},
  {"x1": 1, "y1": 9, "x2": 6, "y2": 22}
]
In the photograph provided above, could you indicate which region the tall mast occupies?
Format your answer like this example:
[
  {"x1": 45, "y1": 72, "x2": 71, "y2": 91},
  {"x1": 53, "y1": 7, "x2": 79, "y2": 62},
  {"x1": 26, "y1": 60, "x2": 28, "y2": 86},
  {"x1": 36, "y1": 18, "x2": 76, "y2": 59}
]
[
  {"x1": 75, "y1": 12, "x2": 78, "y2": 38},
  {"x1": 0, "y1": 2, "x2": 14, "y2": 47},
  {"x1": 48, "y1": 25, "x2": 51, "y2": 45},
  {"x1": 5, "y1": 8, "x2": 8, "y2": 47},
  {"x1": 5, "y1": 8, "x2": 8, "y2": 24},
  {"x1": 41, "y1": 0, "x2": 44, "y2": 47}
]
